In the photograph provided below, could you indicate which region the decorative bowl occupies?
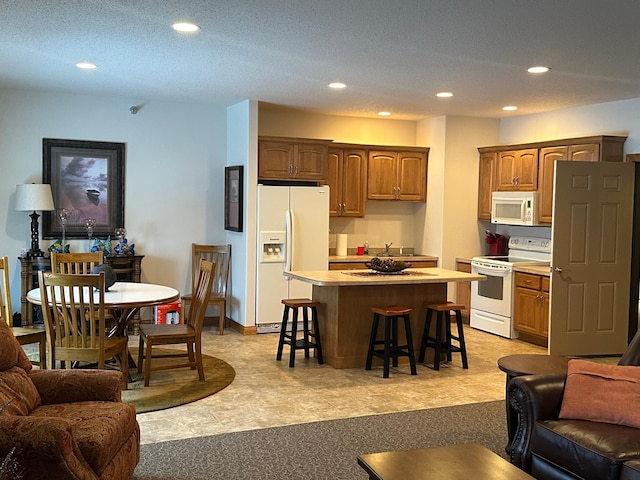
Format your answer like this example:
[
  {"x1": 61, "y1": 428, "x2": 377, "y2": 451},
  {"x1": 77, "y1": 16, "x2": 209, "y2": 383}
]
[{"x1": 365, "y1": 257, "x2": 411, "y2": 273}]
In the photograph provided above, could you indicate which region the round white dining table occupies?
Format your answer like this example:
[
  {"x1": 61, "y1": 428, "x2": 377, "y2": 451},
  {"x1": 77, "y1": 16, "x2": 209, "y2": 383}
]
[{"x1": 27, "y1": 281, "x2": 180, "y2": 337}]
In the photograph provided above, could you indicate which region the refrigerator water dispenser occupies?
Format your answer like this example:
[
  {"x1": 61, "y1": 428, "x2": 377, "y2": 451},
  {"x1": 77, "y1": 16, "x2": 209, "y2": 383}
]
[{"x1": 259, "y1": 231, "x2": 286, "y2": 263}]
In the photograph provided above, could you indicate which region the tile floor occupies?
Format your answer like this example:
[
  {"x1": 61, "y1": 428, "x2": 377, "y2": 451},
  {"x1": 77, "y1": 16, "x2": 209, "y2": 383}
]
[{"x1": 134, "y1": 325, "x2": 547, "y2": 445}]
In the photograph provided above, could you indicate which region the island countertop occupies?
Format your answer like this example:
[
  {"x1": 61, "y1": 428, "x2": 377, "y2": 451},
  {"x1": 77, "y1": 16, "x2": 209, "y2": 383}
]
[{"x1": 284, "y1": 267, "x2": 484, "y2": 286}]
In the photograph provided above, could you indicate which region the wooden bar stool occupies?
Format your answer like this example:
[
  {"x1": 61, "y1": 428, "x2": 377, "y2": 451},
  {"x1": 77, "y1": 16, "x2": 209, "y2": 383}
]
[
  {"x1": 366, "y1": 305, "x2": 417, "y2": 378},
  {"x1": 419, "y1": 302, "x2": 468, "y2": 370},
  {"x1": 276, "y1": 298, "x2": 324, "y2": 368}
]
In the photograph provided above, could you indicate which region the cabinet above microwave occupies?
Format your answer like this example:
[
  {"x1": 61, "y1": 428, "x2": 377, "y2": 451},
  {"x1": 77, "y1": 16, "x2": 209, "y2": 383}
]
[{"x1": 477, "y1": 135, "x2": 627, "y2": 223}]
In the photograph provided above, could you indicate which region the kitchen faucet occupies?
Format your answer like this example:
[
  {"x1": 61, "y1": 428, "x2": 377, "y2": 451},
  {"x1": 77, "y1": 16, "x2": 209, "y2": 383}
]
[{"x1": 385, "y1": 242, "x2": 392, "y2": 254}]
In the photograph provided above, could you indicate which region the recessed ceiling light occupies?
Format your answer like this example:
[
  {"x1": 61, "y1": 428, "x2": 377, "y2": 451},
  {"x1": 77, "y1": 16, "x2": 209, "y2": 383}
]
[
  {"x1": 172, "y1": 22, "x2": 200, "y2": 33},
  {"x1": 328, "y1": 82, "x2": 347, "y2": 89},
  {"x1": 436, "y1": 92, "x2": 453, "y2": 98},
  {"x1": 503, "y1": 105, "x2": 518, "y2": 111},
  {"x1": 377, "y1": 111, "x2": 391, "y2": 116},
  {"x1": 75, "y1": 62, "x2": 97, "y2": 70},
  {"x1": 527, "y1": 66, "x2": 550, "y2": 74}
]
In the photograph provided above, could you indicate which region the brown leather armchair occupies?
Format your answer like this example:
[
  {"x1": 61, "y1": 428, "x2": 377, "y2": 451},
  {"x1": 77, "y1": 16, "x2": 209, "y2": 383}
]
[
  {"x1": 508, "y1": 373, "x2": 640, "y2": 480},
  {"x1": 0, "y1": 318, "x2": 140, "y2": 479}
]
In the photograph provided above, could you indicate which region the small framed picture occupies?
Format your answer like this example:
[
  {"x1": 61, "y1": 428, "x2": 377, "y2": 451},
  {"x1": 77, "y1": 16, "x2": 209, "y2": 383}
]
[{"x1": 224, "y1": 165, "x2": 243, "y2": 232}]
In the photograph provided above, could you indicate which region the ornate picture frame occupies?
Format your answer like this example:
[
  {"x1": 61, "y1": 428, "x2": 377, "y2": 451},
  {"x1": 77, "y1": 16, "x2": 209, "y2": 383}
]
[
  {"x1": 42, "y1": 138, "x2": 125, "y2": 239},
  {"x1": 224, "y1": 165, "x2": 243, "y2": 232}
]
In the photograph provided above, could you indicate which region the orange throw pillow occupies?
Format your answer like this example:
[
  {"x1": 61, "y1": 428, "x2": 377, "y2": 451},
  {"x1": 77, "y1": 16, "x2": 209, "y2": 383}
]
[{"x1": 559, "y1": 359, "x2": 640, "y2": 428}]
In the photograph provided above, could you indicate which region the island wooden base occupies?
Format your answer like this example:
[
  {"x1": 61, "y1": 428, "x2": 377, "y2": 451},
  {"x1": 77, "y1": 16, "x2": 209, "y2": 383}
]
[{"x1": 312, "y1": 282, "x2": 447, "y2": 369}]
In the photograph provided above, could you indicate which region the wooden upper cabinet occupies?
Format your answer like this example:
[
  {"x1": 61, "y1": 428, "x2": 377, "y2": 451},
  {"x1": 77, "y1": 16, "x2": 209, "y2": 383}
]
[
  {"x1": 495, "y1": 149, "x2": 538, "y2": 191},
  {"x1": 327, "y1": 148, "x2": 367, "y2": 217},
  {"x1": 367, "y1": 150, "x2": 427, "y2": 201},
  {"x1": 477, "y1": 152, "x2": 496, "y2": 220},
  {"x1": 538, "y1": 147, "x2": 567, "y2": 224},
  {"x1": 368, "y1": 152, "x2": 397, "y2": 200},
  {"x1": 397, "y1": 152, "x2": 427, "y2": 200},
  {"x1": 568, "y1": 144, "x2": 600, "y2": 161},
  {"x1": 258, "y1": 138, "x2": 328, "y2": 181},
  {"x1": 479, "y1": 135, "x2": 626, "y2": 222},
  {"x1": 538, "y1": 142, "x2": 612, "y2": 224}
]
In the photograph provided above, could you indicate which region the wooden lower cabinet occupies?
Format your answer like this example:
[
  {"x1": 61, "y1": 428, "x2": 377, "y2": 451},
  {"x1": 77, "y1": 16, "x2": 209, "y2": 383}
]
[
  {"x1": 513, "y1": 272, "x2": 549, "y2": 346},
  {"x1": 455, "y1": 260, "x2": 472, "y2": 320}
]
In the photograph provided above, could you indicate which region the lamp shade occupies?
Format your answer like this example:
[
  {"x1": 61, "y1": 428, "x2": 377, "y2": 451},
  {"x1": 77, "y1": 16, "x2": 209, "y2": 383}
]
[{"x1": 15, "y1": 184, "x2": 55, "y2": 211}]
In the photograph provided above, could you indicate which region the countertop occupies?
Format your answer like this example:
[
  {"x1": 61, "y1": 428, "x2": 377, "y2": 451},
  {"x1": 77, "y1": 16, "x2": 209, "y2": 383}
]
[
  {"x1": 513, "y1": 264, "x2": 551, "y2": 276},
  {"x1": 284, "y1": 267, "x2": 484, "y2": 286},
  {"x1": 455, "y1": 257, "x2": 474, "y2": 263},
  {"x1": 329, "y1": 254, "x2": 438, "y2": 263}
]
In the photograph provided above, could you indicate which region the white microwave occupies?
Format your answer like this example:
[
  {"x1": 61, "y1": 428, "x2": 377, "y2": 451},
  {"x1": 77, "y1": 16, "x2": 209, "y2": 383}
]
[{"x1": 491, "y1": 191, "x2": 540, "y2": 226}]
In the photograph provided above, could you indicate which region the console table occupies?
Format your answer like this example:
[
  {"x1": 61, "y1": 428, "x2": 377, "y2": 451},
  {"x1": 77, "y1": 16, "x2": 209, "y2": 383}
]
[{"x1": 18, "y1": 255, "x2": 144, "y2": 326}]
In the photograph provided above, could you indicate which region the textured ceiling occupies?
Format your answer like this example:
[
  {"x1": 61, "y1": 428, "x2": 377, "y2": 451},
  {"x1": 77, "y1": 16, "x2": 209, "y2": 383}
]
[{"x1": 1, "y1": 0, "x2": 640, "y2": 120}]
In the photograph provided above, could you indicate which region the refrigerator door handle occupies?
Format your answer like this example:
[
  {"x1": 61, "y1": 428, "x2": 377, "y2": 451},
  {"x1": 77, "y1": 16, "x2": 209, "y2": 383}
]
[{"x1": 284, "y1": 209, "x2": 293, "y2": 276}]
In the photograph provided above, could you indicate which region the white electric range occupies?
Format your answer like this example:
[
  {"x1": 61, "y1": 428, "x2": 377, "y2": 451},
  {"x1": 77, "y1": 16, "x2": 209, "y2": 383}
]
[{"x1": 470, "y1": 236, "x2": 552, "y2": 338}]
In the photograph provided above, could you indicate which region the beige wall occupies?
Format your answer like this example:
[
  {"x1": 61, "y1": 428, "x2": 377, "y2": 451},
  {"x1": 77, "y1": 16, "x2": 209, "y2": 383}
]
[
  {"x1": 257, "y1": 105, "x2": 502, "y2": 263},
  {"x1": 258, "y1": 104, "x2": 425, "y2": 253},
  {"x1": 259, "y1": 105, "x2": 418, "y2": 146}
]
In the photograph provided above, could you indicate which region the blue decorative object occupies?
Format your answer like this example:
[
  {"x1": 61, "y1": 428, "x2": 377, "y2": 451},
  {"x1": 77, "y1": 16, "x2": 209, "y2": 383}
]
[
  {"x1": 114, "y1": 237, "x2": 135, "y2": 256},
  {"x1": 48, "y1": 239, "x2": 70, "y2": 253},
  {"x1": 90, "y1": 264, "x2": 117, "y2": 291},
  {"x1": 91, "y1": 236, "x2": 113, "y2": 257}
]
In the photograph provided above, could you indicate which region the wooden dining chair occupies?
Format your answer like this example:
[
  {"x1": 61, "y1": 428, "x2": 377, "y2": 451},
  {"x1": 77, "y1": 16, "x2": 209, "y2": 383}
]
[
  {"x1": 2, "y1": 256, "x2": 48, "y2": 368},
  {"x1": 0, "y1": 256, "x2": 11, "y2": 321},
  {"x1": 38, "y1": 270, "x2": 129, "y2": 389},
  {"x1": 51, "y1": 251, "x2": 118, "y2": 328},
  {"x1": 138, "y1": 259, "x2": 215, "y2": 386},
  {"x1": 50, "y1": 251, "x2": 104, "y2": 274},
  {"x1": 181, "y1": 244, "x2": 231, "y2": 335}
]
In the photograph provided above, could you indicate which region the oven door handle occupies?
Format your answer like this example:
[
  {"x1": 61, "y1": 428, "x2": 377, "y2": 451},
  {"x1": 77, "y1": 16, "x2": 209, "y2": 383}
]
[{"x1": 472, "y1": 265, "x2": 510, "y2": 277}]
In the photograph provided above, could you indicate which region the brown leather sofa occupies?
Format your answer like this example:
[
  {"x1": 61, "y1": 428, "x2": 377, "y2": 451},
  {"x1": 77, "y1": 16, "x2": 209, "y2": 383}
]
[
  {"x1": 0, "y1": 317, "x2": 140, "y2": 479},
  {"x1": 508, "y1": 373, "x2": 640, "y2": 480}
]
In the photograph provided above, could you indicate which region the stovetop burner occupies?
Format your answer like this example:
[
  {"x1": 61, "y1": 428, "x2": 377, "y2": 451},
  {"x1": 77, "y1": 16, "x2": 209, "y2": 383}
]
[{"x1": 472, "y1": 236, "x2": 552, "y2": 267}]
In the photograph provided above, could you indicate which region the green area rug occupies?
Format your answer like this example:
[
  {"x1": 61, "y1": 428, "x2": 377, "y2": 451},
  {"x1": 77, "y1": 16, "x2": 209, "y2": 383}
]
[{"x1": 123, "y1": 348, "x2": 235, "y2": 414}]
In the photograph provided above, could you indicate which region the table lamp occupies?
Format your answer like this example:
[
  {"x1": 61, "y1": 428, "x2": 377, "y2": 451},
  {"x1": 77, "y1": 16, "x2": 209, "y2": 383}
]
[{"x1": 15, "y1": 183, "x2": 55, "y2": 258}]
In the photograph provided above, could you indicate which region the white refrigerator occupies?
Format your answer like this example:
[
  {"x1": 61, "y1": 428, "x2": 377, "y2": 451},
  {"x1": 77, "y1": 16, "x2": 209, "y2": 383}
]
[{"x1": 256, "y1": 185, "x2": 329, "y2": 333}]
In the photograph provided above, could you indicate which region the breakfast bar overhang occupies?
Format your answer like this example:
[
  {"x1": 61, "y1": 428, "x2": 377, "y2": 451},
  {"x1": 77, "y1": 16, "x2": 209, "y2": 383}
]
[{"x1": 284, "y1": 268, "x2": 485, "y2": 369}]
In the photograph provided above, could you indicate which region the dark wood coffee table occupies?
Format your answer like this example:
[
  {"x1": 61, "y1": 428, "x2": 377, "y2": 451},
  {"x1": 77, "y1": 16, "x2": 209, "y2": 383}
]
[
  {"x1": 357, "y1": 443, "x2": 534, "y2": 479},
  {"x1": 497, "y1": 354, "x2": 570, "y2": 456}
]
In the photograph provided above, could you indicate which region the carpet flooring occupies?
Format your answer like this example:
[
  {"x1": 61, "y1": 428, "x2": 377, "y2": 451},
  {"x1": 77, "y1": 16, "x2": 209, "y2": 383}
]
[{"x1": 133, "y1": 400, "x2": 508, "y2": 479}]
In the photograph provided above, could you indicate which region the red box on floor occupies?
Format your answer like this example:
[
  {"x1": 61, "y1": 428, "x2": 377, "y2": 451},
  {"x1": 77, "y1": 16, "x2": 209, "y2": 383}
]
[{"x1": 155, "y1": 301, "x2": 182, "y2": 324}]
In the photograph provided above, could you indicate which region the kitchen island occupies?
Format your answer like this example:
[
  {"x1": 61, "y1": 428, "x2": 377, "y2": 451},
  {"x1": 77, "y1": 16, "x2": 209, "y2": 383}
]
[{"x1": 284, "y1": 268, "x2": 485, "y2": 369}]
